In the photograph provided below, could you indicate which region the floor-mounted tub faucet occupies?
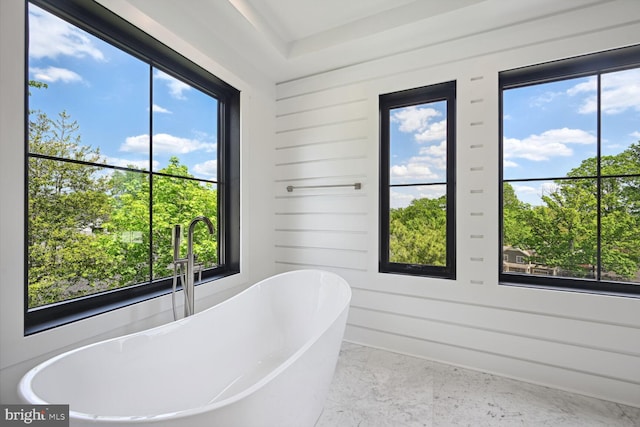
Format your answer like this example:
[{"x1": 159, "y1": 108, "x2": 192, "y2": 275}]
[{"x1": 172, "y1": 216, "x2": 215, "y2": 320}]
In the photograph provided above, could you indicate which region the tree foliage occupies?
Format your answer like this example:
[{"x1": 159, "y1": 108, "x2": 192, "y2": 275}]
[
  {"x1": 28, "y1": 83, "x2": 218, "y2": 307},
  {"x1": 502, "y1": 183, "x2": 533, "y2": 249},
  {"x1": 503, "y1": 143, "x2": 640, "y2": 281},
  {"x1": 389, "y1": 145, "x2": 640, "y2": 282},
  {"x1": 28, "y1": 107, "x2": 116, "y2": 306},
  {"x1": 389, "y1": 196, "x2": 447, "y2": 266}
]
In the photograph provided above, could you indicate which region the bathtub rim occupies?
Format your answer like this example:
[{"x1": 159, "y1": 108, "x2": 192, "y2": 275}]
[{"x1": 19, "y1": 269, "x2": 352, "y2": 424}]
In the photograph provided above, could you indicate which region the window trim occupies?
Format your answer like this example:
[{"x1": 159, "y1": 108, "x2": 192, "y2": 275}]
[
  {"x1": 379, "y1": 81, "x2": 456, "y2": 279},
  {"x1": 499, "y1": 44, "x2": 640, "y2": 297},
  {"x1": 24, "y1": 0, "x2": 241, "y2": 334}
]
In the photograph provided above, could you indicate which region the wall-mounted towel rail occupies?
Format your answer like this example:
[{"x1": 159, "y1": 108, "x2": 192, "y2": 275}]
[{"x1": 286, "y1": 182, "x2": 362, "y2": 192}]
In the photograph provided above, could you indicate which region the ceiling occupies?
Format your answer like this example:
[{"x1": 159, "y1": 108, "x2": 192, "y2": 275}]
[
  {"x1": 100, "y1": 0, "x2": 609, "y2": 83},
  {"x1": 227, "y1": 0, "x2": 484, "y2": 58}
]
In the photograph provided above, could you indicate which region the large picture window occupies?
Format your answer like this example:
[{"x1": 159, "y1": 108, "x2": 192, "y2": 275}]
[
  {"x1": 26, "y1": 0, "x2": 240, "y2": 333},
  {"x1": 379, "y1": 82, "x2": 456, "y2": 279},
  {"x1": 500, "y1": 45, "x2": 640, "y2": 295}
]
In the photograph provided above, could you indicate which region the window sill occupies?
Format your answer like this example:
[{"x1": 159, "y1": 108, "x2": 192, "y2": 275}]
[
  {"x1": 380, "y1": 263, "x2": 456, "y2": 280},
  {"x1": 25, "y1": 268, "x2": 239, "y2": 336},
  {"x1": 499, "y1": 276, "x2": 640, "y2": 299}
]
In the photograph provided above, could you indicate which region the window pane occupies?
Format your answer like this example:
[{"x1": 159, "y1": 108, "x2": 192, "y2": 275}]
[
  {"x1": 503, "y1": 77, "x2": 597, "y2": 180},
  {"x1": 389, "y1": 101, "x2": 447, "y2": 185},
  {"x1": 28, "y1": 4, "x2": 150, "y2": 169},
  {"x1": 28, "y1": 160, "x2": 150, "y2": 308},
  {"x1": 152, "y1": 69, "x2": 218, "y2": 181},
  {"x1": 502, "y1": 178, "x2": 597, "y2": 280},
  {"x1": 389, "y1": 185, "x2": 447, "y2": 266},
  {"x1": 601, "y1": 177, "x2": 640, "y2": 281},
  {"x1": 152, "y1": 176, "x2": 218, "y2": 280}
]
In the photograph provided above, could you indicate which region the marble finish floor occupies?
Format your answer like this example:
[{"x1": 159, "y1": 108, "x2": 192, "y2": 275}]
[{"x1": 316, "y1": 342, "x2": 640, "y2": 427}]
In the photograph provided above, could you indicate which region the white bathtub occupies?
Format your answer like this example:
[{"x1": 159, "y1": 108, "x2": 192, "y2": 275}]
[{"x1": 19, "y1": 269, "x2": 351, "y2": 426}]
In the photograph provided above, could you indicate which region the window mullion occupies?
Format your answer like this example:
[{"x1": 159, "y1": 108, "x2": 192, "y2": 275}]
[
  {"x1": 596, "y1": 73, "x2": 602, "y2": 282},
  {"x1": 148, "y1": 65, "x2": 154, "y2": 283}
]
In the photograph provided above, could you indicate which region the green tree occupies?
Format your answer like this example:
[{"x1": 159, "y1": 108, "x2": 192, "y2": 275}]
[
  {"x1": 28, "y1": 106, "x2": 115, "y2": 306},
  {"x1": 525, "y1": 180, "x2": 597, "y2": 277},
  {"x1": 28, "y1": 82, "x2": 219, "y2": 307},
  {"x1": 389, "y1": 196, "x2": 447, "y2": 266},
  {"x1": 150, "y1": 157, "x2": 218, "y2": 279},
  {"x1": 506, "y1": 142, "x2": 640, "y2": 280},
  {"x1": 565, "y1": 145, "x2": 640, "y2": 278},
  {"x1": 108, "y1": 157, "x2": 218, "y2": 282},
  {"x1": 105, "y1": 168, "x2": 151, "y2": 286},
  {"x1": 502, "y1": 182, "x2": 533, "y2": 249}
]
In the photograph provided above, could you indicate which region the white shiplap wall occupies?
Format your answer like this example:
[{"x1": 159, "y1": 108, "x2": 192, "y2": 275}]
[
  {"x1": 273, "y1": 0, "x2": 640, "y2": 408},
  {"x1": 275, "y1": 87, "x2": 370, "y2": 272}
]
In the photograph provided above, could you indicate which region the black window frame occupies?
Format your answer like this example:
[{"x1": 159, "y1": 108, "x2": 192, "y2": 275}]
[
  {"x1": 379, "y1": 81, "x2": 456, "y2": 279},
  {"x1": 24, "y1": 0, "x2": 241, "y2": 334},
  {"x1": 499, "y1": 44, "x2": 640, "y2": 297}
]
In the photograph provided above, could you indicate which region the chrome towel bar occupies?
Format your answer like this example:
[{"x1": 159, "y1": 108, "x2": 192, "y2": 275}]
[{"x1": 286, "y1": 182, "x2": 362, "y2": 192}]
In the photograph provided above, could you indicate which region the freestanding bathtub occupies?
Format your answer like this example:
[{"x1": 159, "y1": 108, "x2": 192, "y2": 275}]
[{"x1": 19, "y1": 269, "x2": 351, "y2": 426}]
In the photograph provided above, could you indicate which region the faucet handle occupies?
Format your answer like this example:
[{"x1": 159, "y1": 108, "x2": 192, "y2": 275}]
[{"x1": 172, "y1": 225, "x2": 183, "y2": 260}]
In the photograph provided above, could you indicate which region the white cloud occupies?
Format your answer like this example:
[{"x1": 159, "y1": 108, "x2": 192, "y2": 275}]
[
  {"x1": 152, "y1": 104, "x2": 172, "y2": 114},
  {"x1": 418, "y1": 140, "x2": 447, "y2": 169},
  {"x1": 390, "y1": 186, "x2": 446, "y2": 209},
  {"x1": 120, "y1": 133, "x2": 216, "y2": 154},
  {"x1": 391, "y1": 140, "x2": 447, "y2": 182},
  {"x1": 568, "y1": 70, "x2": 640, "y2": 115},
  {"x1": 512, "y1": 184, "x2": 538, "y2": 195},
  {"x1": 389, "y1": 105, "x2": 448, "y2": 183},
  {"x1": 566, "y1": 77, "x2": 597, "y2": 97},
  {"x1": 512, "y1": 182, "x2": 559, "y2": 206},
  {"x1": 513, "y1": 183, "x2": 558, "y2": 196},
  {"x1": 415, "y1": 119, "x2": 447, "y2": 142},
  {"x1": 504, "y1": 128, "x2": 595, "y2": 162},
  {"x1": 631, "y1": 131, "x2": 640, "y2": 140},
  {"x1": 390, "y1": 191, "x2": 416, "y2": 209},
  {"x1": 530, "y1": 90, "x2": 563, "y2": 107},
  {"x1": 391, "y1": 106, "x2": 441, "y2": 133},
  {"x1": 193, "y1": 160, "x2": 218, "y2": 179},
  {"x1": 30, "y1": 66, "x2": 82, "y2": 84},
  {"x1": 540, "y1": 182, "x2": 560, "y2": 197},
  {"x1": 154, "y1": 70, "x2": 191, "y2": 100},
  {"x1": 120, "y1": 135, "x2": 149, "y2": 153},
  {"x1": 390, "y1": 163, "x2": 438, "y2": 181},
  {"x1": 28, "y1": 5, "x2": 105, "y2": 61}
]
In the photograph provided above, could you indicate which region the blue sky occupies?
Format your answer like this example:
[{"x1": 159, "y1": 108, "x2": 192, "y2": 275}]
[
  {"x1": 503, "y1": 70, "x2": 640, "y2": 205},
  {"x1": 389, "y1": 101, "x2": 448, "y2": 208},
  {"x1": 28, "y1": 4, "x2": 218, "y2": 182}
]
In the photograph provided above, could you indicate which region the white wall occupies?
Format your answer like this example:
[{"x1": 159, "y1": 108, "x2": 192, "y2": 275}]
[
  {"x1": 273, "y1": 0, "x2": 640, "y2": 407},
  {"x1": 0, "y1": 0, "x2": 275, "y2": 403}
]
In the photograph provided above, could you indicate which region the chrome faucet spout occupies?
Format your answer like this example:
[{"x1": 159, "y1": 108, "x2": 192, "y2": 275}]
[
  {"x1": 187, "y1": 216, "x2": 215, "y2": 257},
  {"x1": 170, "y1": 216, "x2": 215, "y2": 320},
  {"x1": 184, "y1": 216, "x2": 215, "y2": 317}
]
